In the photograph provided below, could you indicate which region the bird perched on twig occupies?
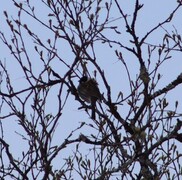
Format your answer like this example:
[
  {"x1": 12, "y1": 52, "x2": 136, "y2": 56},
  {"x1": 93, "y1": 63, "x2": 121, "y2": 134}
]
[{"x1": 77, "y1": 76, "x2": 102, "y2": 119}]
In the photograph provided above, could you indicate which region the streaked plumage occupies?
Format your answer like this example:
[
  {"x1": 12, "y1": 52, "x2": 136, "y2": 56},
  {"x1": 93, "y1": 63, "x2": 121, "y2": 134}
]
[{"x1": 77, "y1": 76, "x2": 101, "y2": 119}]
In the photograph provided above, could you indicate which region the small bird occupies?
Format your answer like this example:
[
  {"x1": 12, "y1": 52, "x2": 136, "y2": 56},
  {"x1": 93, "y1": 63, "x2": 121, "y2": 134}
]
[{"x1": 77, "y1": 76, "x2": 102, "y2": 119}]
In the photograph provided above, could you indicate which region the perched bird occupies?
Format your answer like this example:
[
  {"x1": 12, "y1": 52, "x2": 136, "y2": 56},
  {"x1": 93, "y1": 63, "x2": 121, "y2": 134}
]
[{"x1": 77, "y1": 76, "x2": 102, "y2": 119}]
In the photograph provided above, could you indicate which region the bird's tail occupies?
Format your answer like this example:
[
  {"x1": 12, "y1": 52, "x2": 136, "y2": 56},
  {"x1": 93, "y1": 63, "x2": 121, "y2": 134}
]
[{"x1": 91, "y1": 99, "x2": 96, "y2": 119}]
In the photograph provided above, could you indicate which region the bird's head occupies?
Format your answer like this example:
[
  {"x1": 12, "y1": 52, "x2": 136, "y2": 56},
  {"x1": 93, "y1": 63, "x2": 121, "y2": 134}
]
[{"x1": 79, "y1": 76, "x2": 88, "y2": 83}]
